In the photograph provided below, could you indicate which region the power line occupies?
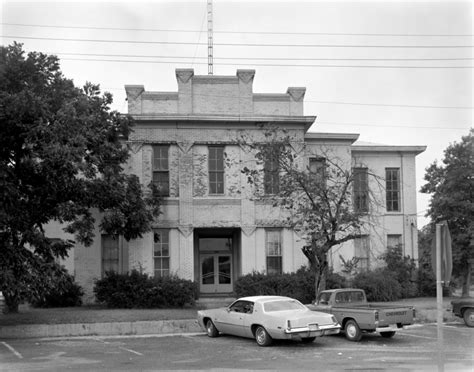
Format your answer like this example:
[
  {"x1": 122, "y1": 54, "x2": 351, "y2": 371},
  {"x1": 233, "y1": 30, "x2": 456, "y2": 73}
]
[
  {"x1": 49, "y1": 52, "x2": 474, "y2": 62},
  {"x1": 98, "y1": 88, "x2": 473, "y2": 110},
  {"x1": 58, "y1": 57, "x2": 473, "y2": 69},
  {"x1": 2, "y1": 22, "x2": 473, "y2": 37},
  {"x1": 3, "y1": 35, "x2": 473, "y2": 48},
  {"x1": 97, "y1": 87, "x2": 472, "y2": 110},
  {"x1": 317, "y1": 121, "x2": 470, "y2": 130}
]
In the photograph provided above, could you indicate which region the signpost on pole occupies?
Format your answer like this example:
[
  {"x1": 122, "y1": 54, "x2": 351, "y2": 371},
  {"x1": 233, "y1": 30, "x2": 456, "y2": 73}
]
[{"x1": 433, "y1": 221, "x2": 452, "y2": 372}]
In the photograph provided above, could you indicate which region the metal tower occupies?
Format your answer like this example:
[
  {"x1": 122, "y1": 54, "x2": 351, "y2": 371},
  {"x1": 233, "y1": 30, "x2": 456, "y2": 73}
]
[{"x1": 207, "y1": 0, "x2": 213, "y2": 75}]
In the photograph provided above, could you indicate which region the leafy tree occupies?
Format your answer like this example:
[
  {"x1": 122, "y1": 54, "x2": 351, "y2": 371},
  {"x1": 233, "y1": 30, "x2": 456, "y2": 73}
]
[
  {"x1": 420, "y1": 129, "x2": 474, "y2": 296},
  {"x1": 241, "y1": 126, "x2": 380, "y2": 300},
  {"x1": 0, "y1": 43, "x2": 161, "y2": 312}
]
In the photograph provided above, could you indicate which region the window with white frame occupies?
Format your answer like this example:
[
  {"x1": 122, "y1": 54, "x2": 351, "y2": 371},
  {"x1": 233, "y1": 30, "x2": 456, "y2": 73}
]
[
  {"x1": 387, "y1": 234, "x2": 402, "y2": 249},
  {"x1": 209, "y1": 146, "x2": 225, "y2": 194},
  {"x1": 266, "y1": 229, "x2": 282, "y2": 275},
  {"x1": 354, "y1": 235, "x2": 370, "y2": 271},
  {"x1": 101, "y1": 235, "x2": 119, "y2": 276},
  {"x1": 152, "y1": 145, "x2": 170, "y2": 196},
  {"x1": 309, "y1": 157, "x2": 326, "y2": 188},
  {"x1": 153, "y1": 229, "x2": 170, "y2": 277},
  {"x1": 353, "y1": 168, "x2": 369, "y2": 213},
  {"x1": 264, "y1": 148, "x2": 280, "y2": 195},
  {"x1": 385, "y1": 168, "x2": 401, "y2": 212}
]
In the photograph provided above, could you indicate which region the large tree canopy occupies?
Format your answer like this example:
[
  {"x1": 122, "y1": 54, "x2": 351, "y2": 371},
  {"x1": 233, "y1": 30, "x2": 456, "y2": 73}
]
[
  {"x1": 420, "y1": 129, "x2": 474, "y2": 295},
  {"x1": 0, "y1": 43, "x2": 161, "y2": 312}
]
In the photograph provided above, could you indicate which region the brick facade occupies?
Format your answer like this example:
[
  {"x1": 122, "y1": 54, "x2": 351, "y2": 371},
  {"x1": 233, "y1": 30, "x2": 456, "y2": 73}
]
[{"x1": 48, "y1": 69, "x2": 425, "y2": 302}]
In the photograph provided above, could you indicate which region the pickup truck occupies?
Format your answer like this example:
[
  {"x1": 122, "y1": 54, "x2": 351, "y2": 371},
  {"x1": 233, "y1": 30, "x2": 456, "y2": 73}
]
[
  {"x1": 307, "y1": 288, "x2": 415, "y2": 341},
  {"x1": 451, "y1": 297, "x2": 474, "y2": 327}
]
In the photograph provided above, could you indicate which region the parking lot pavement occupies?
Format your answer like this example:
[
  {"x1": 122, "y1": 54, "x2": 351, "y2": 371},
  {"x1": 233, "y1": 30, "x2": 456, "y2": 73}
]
[{"x1": 1, "y1": 323, "x2": 472, "y2": 372}]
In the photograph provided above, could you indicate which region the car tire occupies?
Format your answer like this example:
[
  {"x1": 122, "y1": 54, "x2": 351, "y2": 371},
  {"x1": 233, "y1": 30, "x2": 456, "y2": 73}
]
[
  {"x1": 344, "y1": 319, "x2": 362, "y2": 342},
  {"x1": 463, "y1": 308, "x2": 474, "y2": 327},
  {"x1": 301, "y1": 337, "x2": 316, "y2": 343},
  {"x1": 205, "y1": 319, "x2": 219, "y2": 337},
  {"x1": 255, "y1": 326, "x2": 272, "y2": 346},
  {"x1": 380, "y1": 331, "x2": 396, "y2": 338}
]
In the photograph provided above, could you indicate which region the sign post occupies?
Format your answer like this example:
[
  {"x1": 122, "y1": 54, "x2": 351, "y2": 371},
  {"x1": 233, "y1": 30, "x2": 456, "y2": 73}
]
[{"x1": 433, "y1": 221, "x2": 452, "y2": 372}]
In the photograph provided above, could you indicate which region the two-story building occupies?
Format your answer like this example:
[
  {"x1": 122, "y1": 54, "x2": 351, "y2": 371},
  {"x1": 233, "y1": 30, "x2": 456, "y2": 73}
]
[{"x1": 49, "y1": 69, "x2": 425, "y2": 302}]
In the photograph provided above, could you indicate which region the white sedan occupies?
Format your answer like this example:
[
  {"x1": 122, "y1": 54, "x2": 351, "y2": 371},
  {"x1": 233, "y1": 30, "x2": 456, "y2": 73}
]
[{"x1": 197, "y1": 295, "x2": 340, "y2": 346}]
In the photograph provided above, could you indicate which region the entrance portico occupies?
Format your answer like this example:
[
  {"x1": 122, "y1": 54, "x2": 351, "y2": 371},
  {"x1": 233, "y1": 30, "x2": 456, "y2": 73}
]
[{"x1": 193, "y1": 228, "x2": 241, "y2": 295}]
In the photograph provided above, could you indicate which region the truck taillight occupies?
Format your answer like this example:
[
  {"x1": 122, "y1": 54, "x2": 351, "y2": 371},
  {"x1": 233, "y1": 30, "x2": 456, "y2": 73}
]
[
  {"x1": 375, "y1": 310, "x2": 379, "y2": 322},
  {"x1": 287, "y1": 320, "x2": 292, "y2": 331},
  {"x1": 413, "y1": 308, "x2": 416, "y2": 318}
]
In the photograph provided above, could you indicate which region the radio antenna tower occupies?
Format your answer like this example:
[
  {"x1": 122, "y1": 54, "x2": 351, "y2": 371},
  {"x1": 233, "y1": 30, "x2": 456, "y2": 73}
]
[{"x1": 207, "y1": 0, "x2": 213, "y2": 75}]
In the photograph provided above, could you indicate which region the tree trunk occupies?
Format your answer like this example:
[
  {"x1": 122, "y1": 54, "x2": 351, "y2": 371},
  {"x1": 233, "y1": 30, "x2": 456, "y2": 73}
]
[
  {"x1": 4, "y1": 293, "x2": 20, "y2": 313},
  {"x1": 461, "y1": 263, "x2": 472, "y2": 297},
  {"x1": 312, "y1": 251, "x2": 329, "y2": 301}
]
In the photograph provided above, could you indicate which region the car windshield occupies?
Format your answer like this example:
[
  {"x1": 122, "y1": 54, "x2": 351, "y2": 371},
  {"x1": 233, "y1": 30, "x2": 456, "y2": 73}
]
[{"x1": 263, "y1": 300, "x2": 306, "y2": 312}]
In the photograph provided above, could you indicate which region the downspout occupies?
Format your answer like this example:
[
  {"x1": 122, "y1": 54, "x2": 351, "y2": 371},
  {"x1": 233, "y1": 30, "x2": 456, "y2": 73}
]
[{"x1": 401, "y1": 153, "x2": 406, "y2": 256}]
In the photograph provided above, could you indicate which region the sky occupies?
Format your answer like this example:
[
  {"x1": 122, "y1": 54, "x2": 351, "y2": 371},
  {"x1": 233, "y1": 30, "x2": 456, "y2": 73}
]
[{"x1": 1, "y1": 0, "x2": 472, "y2": 228}]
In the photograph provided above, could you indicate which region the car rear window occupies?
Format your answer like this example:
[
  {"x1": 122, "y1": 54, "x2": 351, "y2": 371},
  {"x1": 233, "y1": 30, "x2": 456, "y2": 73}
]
[{"x1": 263, "y1": 300, "x2": 305, "y2": 312}]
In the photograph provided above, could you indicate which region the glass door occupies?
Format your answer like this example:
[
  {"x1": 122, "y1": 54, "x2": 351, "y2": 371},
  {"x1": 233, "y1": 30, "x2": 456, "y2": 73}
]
[{"x1": 200, "y1": 254, "x2": 232, "y2": 293}]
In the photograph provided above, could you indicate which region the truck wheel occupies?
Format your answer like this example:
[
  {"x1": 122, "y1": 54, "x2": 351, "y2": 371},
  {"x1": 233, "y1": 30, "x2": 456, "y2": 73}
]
[
  {"x1": 463, "y1": 308, "x2": 474, "y2": 327},
  {"x1": 255, "y1": 326, "x2": 273, "y2": 346},
  {"x1": 205, "y1": 319, "x2": 219, "y2": 337},
  {"x1": 344, "y1": 320, "x2": 362, "y2": 342},
  {"x1": 380, "y1": 331, "x2": 396, "y2": 338}
]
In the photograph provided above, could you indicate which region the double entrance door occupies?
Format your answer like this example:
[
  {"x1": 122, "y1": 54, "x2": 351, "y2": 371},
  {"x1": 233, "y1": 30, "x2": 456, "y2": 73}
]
[{"x1": 200, "y1": 253, "x2": 232, "y2": 293}]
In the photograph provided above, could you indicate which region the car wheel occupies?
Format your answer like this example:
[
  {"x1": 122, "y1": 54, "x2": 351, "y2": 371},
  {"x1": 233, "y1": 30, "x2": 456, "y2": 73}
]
[
  {"x1": 344, "y1": 319, "x2": 362, "y2": 342},
  {"x1": 380, "y1": 331, "x2": 396, "y2": 338},
  {"x1": 463, "y1": 308, "x2": 474, "y2": 327},
  {"x1": 205, "y1": 319, "x2": 219, "y2": 337},
  {"x1": 255, "y1": 326, "x2": 272, "y2": 346},
  {"x1": 301, "y1": 337, "x2": 316, "y2": 343}
]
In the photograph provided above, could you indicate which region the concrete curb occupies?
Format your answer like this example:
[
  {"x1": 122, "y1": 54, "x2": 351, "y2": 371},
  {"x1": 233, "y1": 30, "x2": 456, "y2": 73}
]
[
  {"x1": 0, "y1": 319, "x2": 202, "y2": 339},
  {"x1": 0, "y1": 309, "x2": 460, "y2": 340}
]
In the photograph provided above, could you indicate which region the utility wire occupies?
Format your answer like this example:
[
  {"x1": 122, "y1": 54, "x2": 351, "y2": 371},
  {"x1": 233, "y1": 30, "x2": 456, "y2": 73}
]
[
  {"x1": 100, "y1": 87, "x2": 473, "y2": 110},
  {"x1": 2, "y1": 22, "x2": 473, "y2": 37},
  {"x1": 48, "y1": 52, "x2": 474, "y2": 62},
  {"x1": 59, "y1": 57, "x2": 473, "y2": 69},
  {"x1": 316, "y1": 121, "x2": 469, "y2": 130},
  {"x1": 2, "y1": 35, "x2": 473, "y2": 48}
]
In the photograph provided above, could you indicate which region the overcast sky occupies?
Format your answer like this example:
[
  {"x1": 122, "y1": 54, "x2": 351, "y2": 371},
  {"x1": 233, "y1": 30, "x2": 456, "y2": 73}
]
[{"x1": 1, "y1": 0, "x2": 472, "y2": 228}]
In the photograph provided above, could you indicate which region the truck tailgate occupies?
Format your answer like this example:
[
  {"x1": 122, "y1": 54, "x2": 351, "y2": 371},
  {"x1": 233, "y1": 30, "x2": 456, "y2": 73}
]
[{"x1": 378, "y1": 307, "x2": 414, "y2": 326}]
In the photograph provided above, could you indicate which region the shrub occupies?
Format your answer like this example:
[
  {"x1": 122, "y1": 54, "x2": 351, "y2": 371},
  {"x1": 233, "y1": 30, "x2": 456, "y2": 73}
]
[
  {"x1": 353, "y1": 268, "x2": 402, "y2": 301},
  {"x1": 93, "y1": 270, "x2": 198, "y2": 308},
  {"x1": 381, "y1": 245, "x2": 419, "y2": 298},
  {"x1": 234, "y1": 268, "x2": 348, "y2": 304},
  {"x1": 31, "y1": 265, "x2": 83, "y2": 308}
]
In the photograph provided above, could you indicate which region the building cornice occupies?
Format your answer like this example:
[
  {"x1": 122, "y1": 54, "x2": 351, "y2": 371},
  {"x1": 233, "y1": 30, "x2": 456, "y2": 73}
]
[
  {"x1": 305, "y1": 132, "x2": 360, "y2": 143},
  {"x1": 130, "y1": 113, "x2": 316, "y2": 131},
  {"x1": 351, "y1": 145, "x2": 427, "y2": 155}
]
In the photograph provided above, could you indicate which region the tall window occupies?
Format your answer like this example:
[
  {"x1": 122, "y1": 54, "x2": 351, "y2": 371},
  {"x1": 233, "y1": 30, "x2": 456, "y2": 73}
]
[
  {"x1": 387, "y1": 234, "x2": 402, "y2": 249},
  {"x1": 102, "y1": 235, "x2": 119, "y2": 275},
  {"x1": 309, "y1": 157, "x2": 326, "y2": 188},
  {"x1": 153, "y1": 229, "x2": 170, "y2": 277},
  {"x1": 266, "y1": 229, "x2": 282, "y2": 275},
  {"x1": 386, "y1": 168, "x2": 401, "y2": 212},
  {"x1": 354, "y1": 236, "x2": 370, "y2": 271},
  {"x1": 153, "y1": 145, "x2": 169, "y2": 196},
  {"x1": 353, "y1": 168, "x2": 369, "y2": 212},
  {"x1": 209, "y1": 146, "x2": 224, "y2": 194},
  {"x1": 264, "y1": 149, "x2": 280, "y2": 194}
]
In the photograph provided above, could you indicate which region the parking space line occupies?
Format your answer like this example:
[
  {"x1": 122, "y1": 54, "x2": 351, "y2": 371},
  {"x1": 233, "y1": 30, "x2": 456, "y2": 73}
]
[
  {"x1": 1, "y1": 341, "x2": 23, "y2": 359},
  {"x1": 118, "y1": 346, "x2": 143, "y2": 356}
]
